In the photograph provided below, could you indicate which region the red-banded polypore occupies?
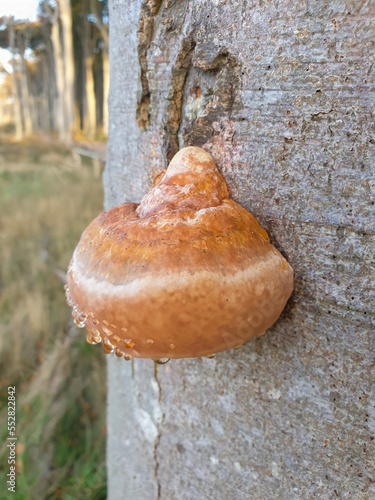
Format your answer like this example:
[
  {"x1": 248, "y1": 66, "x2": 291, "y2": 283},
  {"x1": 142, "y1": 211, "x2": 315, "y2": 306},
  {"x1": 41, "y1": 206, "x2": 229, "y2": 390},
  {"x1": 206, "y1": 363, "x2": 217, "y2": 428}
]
[{"x1": 65, "y1": 146, "x2": 293, "y2": 362}]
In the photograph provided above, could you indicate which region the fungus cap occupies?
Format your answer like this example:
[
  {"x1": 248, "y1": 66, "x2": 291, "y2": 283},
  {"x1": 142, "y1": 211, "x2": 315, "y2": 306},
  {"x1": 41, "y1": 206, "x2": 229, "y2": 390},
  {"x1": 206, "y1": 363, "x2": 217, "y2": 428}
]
[{"x1": 66, "y1": 147, "x2": 293, "y2": 360}]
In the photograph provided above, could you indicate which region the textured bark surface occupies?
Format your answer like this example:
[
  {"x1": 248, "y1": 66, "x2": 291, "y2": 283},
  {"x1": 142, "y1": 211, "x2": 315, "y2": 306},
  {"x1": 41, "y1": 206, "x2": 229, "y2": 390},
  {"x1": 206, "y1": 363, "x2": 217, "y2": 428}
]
[{"x1": 105, "y1": 1, "x2": 374, "y2": 498}]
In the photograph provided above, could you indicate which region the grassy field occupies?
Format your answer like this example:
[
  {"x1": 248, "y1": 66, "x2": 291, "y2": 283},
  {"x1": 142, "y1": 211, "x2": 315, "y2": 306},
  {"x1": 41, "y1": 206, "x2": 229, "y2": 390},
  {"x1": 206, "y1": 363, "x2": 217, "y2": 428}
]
[{"x1": 0, "y1": 141, "x2": 106, "y2": 499}]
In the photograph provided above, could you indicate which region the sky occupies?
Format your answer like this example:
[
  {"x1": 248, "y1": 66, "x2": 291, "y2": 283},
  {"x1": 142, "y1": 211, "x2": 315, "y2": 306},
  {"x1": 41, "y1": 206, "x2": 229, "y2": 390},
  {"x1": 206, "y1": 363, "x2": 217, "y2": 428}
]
[
  {"x1": 0, "y1": 0, "x2": 40, "y2": 73},
  {"x1": 0, "y1": 0, "x2": 40, "y2": 21}
]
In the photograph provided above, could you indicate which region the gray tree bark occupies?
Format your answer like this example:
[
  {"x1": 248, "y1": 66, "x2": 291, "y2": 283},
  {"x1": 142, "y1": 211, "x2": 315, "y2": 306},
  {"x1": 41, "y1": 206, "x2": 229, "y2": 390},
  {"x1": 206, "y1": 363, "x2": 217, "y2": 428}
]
[{"x1": 105, "y1": 1, "x2": 375, "y2": 499}]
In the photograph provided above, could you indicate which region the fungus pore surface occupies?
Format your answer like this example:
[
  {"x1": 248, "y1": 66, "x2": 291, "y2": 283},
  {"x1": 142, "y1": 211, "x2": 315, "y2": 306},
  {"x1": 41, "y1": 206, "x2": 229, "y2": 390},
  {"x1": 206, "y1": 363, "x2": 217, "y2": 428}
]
[{"x1": 66, "y1": 147, "x2": 293, "y2": 360}]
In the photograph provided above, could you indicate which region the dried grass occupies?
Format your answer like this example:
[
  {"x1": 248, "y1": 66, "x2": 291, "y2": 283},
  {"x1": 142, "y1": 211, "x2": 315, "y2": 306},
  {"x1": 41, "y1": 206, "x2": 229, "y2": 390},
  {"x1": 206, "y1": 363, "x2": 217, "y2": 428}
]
[{"x1": 0, "y1": 141, "x2": 107, "y2": 499}]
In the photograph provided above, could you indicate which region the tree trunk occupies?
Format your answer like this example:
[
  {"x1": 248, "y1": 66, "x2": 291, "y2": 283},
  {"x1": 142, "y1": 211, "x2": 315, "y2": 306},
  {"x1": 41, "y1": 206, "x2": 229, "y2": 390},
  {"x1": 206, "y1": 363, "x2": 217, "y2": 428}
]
[
  {"x1": 50, "y1": 15, "x2": 66, "y2": 141},
  {"x1": 42, "y1": 22, "x2": 57, "y2": 133},
  {"x1": 105, "y1": 1, "x2": 374, "y2": 499},
  {"x1": 89, "y1": 0, "x2": 109, "y2": 135},
  {"x1": 58, "y1": 0, "x2": 75, "y2": 142},
  {"x1": 101, "y1": 45, "x2": 109, "y2": 136},
  {"x1": 8, "y1": 17, "x2": 23, "y2": 141},
  {"x1": 82, "y1": 10, "x2": 96, "y2": 138},
  {"x1": 19, "y1": 51, "x2": 33, "y2": 137},
  {"x1": 40, "y1": 52, "x2": 51, "y2": 132}
]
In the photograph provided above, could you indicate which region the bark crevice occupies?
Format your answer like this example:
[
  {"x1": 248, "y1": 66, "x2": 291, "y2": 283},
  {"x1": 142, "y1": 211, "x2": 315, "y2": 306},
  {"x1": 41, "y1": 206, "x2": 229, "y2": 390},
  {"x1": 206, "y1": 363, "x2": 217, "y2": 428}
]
[
  {"x1": 136, "y1": 0, "x2": 163, "y2": 130},
  {"x1": 180, "y1": 47, "x2": 242, "y2": 148},
  {"x1": 165, "y1": 35, "x2": 196, "y2": 161}
]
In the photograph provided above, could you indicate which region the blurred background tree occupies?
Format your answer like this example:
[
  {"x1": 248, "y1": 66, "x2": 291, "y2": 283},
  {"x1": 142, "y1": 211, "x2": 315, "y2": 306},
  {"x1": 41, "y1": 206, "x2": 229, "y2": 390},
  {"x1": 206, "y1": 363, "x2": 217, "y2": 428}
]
[
  {"x1": 0, "y1": 0, "x2": 109, "y2": 144},
  {"x1": 0, "y1": 1, "x2": 108, "y2": 498}
]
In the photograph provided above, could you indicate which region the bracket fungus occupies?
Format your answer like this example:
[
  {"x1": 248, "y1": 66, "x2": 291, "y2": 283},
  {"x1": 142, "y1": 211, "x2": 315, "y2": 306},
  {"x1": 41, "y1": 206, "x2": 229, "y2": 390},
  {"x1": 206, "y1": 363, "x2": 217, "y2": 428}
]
[{"x1": 65, "y1": 146, "x2": 293, "y2": 361}]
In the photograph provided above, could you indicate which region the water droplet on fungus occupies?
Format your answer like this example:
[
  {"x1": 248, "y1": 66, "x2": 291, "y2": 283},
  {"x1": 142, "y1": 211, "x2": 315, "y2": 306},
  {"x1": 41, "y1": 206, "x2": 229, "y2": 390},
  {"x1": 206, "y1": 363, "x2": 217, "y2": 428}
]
[
  {"x1": 104, "y1": 337, "x2": 116, "y2": 348},
  {"x1": 102, "y1": 344, "x2": 113, "y2": 354}
]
